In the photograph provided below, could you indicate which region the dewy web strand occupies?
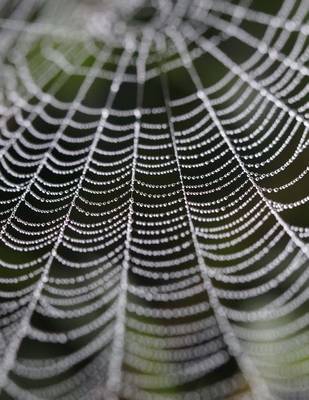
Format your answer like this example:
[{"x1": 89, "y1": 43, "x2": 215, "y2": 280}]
[
  {"x1": 158, "y1": 36, "x2": 273, "y2": 400},
  {"x1": 0, "y1": 30, "x2": 135, "y2": 392},
  {"x1": 106, "y1": 29, "x2": 154, "y2": 400}
]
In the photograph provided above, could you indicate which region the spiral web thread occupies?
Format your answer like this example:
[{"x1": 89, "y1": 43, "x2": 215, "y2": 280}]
[{"x1": 0, "y1": 0, "x2": 308, "y2": 399}]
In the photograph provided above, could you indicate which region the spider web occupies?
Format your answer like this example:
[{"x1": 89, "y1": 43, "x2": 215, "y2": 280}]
[{"x1": 0, "y1": 0, "x2": 308, "y2": 399}]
